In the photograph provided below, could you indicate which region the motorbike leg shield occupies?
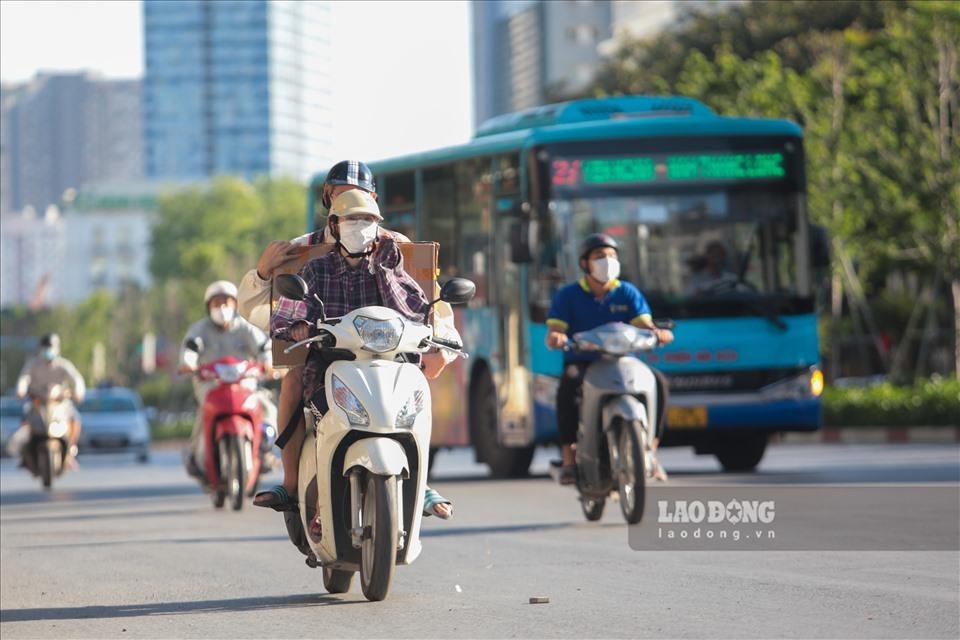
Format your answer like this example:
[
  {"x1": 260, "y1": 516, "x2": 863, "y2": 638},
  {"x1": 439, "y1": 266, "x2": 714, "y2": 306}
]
[{"x1": 342, "y1": 438, "x2": 409, "y2": 478}]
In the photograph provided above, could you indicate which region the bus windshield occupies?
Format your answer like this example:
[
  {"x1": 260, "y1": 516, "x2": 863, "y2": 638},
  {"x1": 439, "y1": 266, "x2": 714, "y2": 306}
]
[{"x1": 559, "y1": 188, "x2": 797, "y2": 284}]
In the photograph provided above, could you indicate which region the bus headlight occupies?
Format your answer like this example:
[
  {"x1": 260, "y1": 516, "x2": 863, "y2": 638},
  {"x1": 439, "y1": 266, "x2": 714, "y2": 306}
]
[{"x1": 809, "y1": 369, "x2": 824, "y2": 397}]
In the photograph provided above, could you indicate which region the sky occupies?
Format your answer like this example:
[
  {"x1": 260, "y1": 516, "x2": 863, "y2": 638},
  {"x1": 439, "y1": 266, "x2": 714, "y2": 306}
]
[{"x1": 0, "y1": 0, "x2": 474, "y2": 161}]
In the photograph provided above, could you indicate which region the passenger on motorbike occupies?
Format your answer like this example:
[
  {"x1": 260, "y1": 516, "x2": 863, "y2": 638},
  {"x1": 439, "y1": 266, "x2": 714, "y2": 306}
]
[
  {"x1": 14, "y1": 333, "x2": 85, "y2": 465},
  {"x1": 179, "y1": 280, "x2": 274, "y2": 480},
  {"x1": 253, "y1": 188, "x2": 455, "y2": 524},
  {"x1": 545, "y1": 234, "x2": 674, "y2": 484}
]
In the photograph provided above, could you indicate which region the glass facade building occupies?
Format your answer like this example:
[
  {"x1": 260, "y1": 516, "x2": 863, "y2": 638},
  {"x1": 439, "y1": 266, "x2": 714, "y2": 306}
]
[{"x1": 144, "y1": 0, "x2": 332, "y2": 180}]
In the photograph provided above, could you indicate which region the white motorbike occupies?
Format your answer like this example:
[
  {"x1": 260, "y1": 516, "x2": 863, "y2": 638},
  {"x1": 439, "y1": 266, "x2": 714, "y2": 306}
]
[
  {"x1": 20, "y1": 384, "x2": 74, "y2": 490},
  {"x1": 274, "y1": 274, "x2": 475, "y2": 601}
]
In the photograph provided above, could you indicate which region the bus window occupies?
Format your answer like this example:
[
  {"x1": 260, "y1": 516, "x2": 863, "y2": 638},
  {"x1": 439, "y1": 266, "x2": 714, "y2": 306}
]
[
  {"x1": 422, "y1": 165, "x2": 458, "y2": 275},
  {"x1": 381, "y1": 171, "x2": 417, "y2": 240},
  {"x1": 455, "y1": 158, "x2": 492, "y2": 305}
]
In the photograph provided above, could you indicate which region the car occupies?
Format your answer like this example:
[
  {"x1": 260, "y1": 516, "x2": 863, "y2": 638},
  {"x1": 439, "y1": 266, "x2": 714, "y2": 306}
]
[
  {"x1": 1, "y1": 395, "x2": 25, "y2": 457},
  {"x1": 77, "y1": 387, "x2": 152, "y2": 463}
]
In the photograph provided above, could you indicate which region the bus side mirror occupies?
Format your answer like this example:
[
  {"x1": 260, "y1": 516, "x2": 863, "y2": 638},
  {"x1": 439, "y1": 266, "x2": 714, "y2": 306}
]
[
  {"x1": 810, "y1": 224, "x2": 830, "y2": 270},
  {"x1": 510, "y1": 219, "x2": 537, "y2": 264}
]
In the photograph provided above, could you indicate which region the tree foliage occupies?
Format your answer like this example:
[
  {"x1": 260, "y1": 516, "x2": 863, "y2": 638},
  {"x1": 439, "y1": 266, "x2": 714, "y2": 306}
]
[{"x1": 593, "y1": 0, "x2": 960, "y2": 376}]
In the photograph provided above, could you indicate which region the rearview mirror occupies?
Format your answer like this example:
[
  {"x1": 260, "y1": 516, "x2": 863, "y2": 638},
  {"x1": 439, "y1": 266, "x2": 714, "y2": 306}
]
[
  {"x1": 275, "y1": 274, "x2": 309, "y2": 301},
  {"x1": 809, "y1": 224, "x2": 831, "y2": 270},
  {"x1": 510, "y1": 219, "x2": 537, "y2": 264},
  {"x1": 439, "y1": 278, "x2": 476, "y2": 305},
  {"x1": 184, "y1": 337, "x2": 203, "y2": 353}
]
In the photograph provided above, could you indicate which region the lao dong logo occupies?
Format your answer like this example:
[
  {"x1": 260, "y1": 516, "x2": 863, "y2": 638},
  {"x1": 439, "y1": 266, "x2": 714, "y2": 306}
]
[{"x1": 658, "y1": 499, "x2": 775, "y2": 525}]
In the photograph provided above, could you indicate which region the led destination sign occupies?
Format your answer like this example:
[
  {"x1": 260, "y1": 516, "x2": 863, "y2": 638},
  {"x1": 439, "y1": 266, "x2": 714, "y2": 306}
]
[{"x1": 551, "y1": 152, "x2": 787, "y2": 187}]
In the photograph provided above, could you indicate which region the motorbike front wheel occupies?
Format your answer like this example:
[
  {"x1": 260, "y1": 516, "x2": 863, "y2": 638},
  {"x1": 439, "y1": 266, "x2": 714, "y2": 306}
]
[
  {"x1": 228, "y1": 436, "x2": 246, "y2": 511},
  {"x1": 359, "y1": 473, "x2": 398, "y2": 601},
  {"x1": 580, "y1": 496, "x2": 606, "y2": 521},
  {"x1": 323, "y1": 567, "x2": 354, "y2": 594},
  {"x1": 617, "y1": 423, "x2": 645, "y2": 524},
  {"x1": 37, "y1": 439, "x2": 60, "y2": 490}
]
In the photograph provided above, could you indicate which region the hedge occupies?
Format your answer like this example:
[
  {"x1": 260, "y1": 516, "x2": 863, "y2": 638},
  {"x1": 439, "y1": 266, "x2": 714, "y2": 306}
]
[{"x1": 823, "y1": 378, "x2": 960, "y2": 427}]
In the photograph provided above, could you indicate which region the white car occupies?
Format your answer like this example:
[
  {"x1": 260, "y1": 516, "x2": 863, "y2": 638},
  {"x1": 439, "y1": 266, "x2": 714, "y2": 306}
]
[{"x1": 78, "y1": 388, "x2": 152, "y2": 463}]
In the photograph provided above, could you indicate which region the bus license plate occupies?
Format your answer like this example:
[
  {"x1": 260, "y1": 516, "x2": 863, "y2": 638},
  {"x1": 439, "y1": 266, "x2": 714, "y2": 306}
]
[{"x1": 667, "y1": 406, "x2": 707, "y2": 429}]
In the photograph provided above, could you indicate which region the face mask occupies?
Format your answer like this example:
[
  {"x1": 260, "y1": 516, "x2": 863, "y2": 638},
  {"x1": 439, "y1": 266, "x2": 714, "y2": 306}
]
[
  {"x1": 590, "y1": 257, "x2": 620, "y2": 283},
  {"x1": 210, "y1": 305, "x2": 235, "y2": 326},
  {"x1": 338, "y1": 219, "x2": 379, "y2": 254},
  {"x1": 42, "y1": 348, "x2": 56, "y2": 361}
]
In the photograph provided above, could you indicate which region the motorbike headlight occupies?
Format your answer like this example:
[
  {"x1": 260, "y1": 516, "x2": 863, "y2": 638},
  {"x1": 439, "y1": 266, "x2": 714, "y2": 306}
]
[
  {"x1": 331, "y1": 374, "x2": 369, "y2": 426},
  {"x1": 214, "y1": 362, "x2": 245, "y2": 383},
  {"x1": 48, "y1": 421, "x2": 68, "y2": 438},
  {"x1": 353, "y1": 316, "x2": 403, "y2": 353},
  {"x1": 396, "y1": 390, "x2": 424, "y2": 429},
  {"x1": 601, "y1": 333, "x2": 635, "y2": 356}
]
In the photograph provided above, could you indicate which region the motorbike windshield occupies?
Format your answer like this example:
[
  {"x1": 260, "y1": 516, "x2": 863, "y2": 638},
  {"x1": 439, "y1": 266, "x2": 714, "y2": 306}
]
[{"x1": 573, "y1": 322, "x2": 656, "y2": 356}]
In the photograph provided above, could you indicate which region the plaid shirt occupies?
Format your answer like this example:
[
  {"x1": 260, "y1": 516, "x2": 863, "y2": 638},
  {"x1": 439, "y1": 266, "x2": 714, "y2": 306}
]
[{"x1": 271, "y1": 238, "x2": 429, "y2": 340}]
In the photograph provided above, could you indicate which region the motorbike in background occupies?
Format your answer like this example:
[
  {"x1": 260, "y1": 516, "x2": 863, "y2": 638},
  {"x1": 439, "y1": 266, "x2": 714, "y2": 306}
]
[
  {"x1": 557, "y1": 322, "x2": 670, "y2": 524},
  {"x1": 20, "y1": 384, "x2": 74, "y2": 490},
  {"x1": 184, "y1": 339, "x2": 266, "y2": 511}
]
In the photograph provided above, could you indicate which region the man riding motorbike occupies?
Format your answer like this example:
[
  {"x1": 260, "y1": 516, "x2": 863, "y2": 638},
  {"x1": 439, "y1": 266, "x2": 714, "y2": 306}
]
[
  {"x1": 545, "y1": 234, "x2": 674, "y2": 484},
  {"x1": 242, "y1": 161, "x2": 454, "y2": 519},
  {"x1": 14, "y1": 333, "x2": 86, "y2": 466},
  {"x1": 180, "y1": 280, "x2": 274, "y2": 480},
  {"x1": 253, "y1": 188, "x2": 456, "y2": 526}
]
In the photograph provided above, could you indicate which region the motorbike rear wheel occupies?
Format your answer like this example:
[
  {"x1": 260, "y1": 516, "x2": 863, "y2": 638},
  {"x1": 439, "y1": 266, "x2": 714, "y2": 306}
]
[
  {"x1": 617, "y1": 423, "x2": 645, "y2": 524},
  {"x1": 323, "y1": 567, "x2": 354, "y2": 594},
  {"x1": 359, "y1": 473, "x2": 398, "y2": 601}
]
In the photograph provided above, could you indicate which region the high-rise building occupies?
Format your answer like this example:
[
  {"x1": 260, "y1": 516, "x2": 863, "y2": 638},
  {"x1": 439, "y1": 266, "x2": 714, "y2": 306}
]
[
  {"x1": 143, "y1": 0, "x2": 332, "y2": 181},
  {"x1": 0, "y1": 73, "x2": 143, "y2": 214},
  {"x1": 472, "y1": 0, "x2": 611, "y2": 129},
  {"x1": 472, "y1": 0, "x2": 741, "y2": 130}
]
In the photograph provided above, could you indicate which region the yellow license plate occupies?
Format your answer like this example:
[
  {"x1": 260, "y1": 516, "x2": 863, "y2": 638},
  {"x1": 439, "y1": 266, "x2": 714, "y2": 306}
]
[{"x1": 667, "y1": 406, "x2": 708, "y2": 429}]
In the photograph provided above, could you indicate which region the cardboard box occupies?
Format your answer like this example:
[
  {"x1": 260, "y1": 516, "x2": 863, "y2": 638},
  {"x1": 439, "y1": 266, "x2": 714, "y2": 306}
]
[{"x1": 271, "y1": 242, "x2": 439, "y2": 367}]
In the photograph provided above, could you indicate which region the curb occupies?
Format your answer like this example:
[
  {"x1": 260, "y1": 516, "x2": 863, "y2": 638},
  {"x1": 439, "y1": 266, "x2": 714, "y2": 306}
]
[{"x1": 775, "y1": 427, "x2": 960, "y2": 445}]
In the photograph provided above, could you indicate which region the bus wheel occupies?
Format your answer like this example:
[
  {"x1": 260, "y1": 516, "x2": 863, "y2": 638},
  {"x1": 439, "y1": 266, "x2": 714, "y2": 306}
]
[
  {"x1": 470, "y1": 372, "x2": 534, "y2": 478},
  {"x1": 714, "y1": 434, "x2": 768, "y2": 472}
]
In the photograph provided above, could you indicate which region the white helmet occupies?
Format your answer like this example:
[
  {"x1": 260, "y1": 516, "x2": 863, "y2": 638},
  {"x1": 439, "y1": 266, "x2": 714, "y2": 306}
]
[{"x1": 204, "y1": 280, "x2": 238, "y2": 305}]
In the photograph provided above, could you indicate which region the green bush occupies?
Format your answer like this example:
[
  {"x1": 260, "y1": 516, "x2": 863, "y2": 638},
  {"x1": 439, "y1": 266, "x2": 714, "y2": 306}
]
[
  {"x1": 823, "y1": 378, "x2": 960, "y2": 427},
  {"x1": 151, "y1": 417, "x2": 193, "y2": 441}
]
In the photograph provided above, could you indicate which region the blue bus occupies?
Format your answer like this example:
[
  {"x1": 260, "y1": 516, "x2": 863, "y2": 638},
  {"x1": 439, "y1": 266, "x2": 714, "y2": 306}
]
[{"x1": 307, "y1": 96, "x2": 828, "y2": 477}]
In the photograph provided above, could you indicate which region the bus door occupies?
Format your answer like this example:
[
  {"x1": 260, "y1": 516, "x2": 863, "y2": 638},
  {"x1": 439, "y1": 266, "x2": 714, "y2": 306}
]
[{"x1": 492, "y1": 155, "x2": 534, "y2": 448}]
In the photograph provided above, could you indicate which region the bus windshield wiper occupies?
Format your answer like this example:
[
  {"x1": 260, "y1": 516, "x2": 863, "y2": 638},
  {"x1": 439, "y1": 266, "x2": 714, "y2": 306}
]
[{"x1": 740, "y1": 295, "x2": 787, "y2": 331}]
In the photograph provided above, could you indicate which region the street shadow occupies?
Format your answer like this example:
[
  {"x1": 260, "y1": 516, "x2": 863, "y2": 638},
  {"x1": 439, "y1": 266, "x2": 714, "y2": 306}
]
[
  {"x1": 0, "y1": 483, "x2": 201, "y2": 507},
  {"x1": 16, "y1": 534, "x2": 287, "y2": 550},
  {"x1": 428, "y1": 471, "x2": 551, "y2": 483},
  {"x1": 0, "y1": 593, "x2": 361, "y2": 623},
  {"x1": 420, "y1": 521, "x2": 571, "y2": 538},
  {"x1": 0, "y1": 507, "x2": 202, "y2": 525}
]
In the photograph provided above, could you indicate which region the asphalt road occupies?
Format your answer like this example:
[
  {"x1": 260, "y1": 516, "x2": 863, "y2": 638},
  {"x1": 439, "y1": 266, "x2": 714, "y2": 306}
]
[{"x1": 1, "y1": 442, "x2": 958, "y2": 639}]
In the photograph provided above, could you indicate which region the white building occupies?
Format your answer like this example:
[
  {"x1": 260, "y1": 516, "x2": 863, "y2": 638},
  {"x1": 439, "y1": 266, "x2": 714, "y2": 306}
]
[{"x1": 0, "y1": 206, "x2": 67, "y2": 308}]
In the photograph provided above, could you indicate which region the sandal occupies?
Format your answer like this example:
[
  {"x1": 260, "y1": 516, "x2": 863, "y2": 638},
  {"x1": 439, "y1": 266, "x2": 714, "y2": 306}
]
[
  {"x1": 253, "y1": 485, "x2": 297, "y2": 512},
  {"x1": 550, "y1": 460, "x2": 577, "y2": 486},
  {"x1": 422, "y1": 487, "x2": 453, "y2": 519}
]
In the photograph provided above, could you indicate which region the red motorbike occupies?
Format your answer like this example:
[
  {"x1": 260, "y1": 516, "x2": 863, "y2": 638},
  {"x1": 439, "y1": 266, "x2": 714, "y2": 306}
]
[{"x1": 185, "y1": 339, "x2": 264, "y2": 511}]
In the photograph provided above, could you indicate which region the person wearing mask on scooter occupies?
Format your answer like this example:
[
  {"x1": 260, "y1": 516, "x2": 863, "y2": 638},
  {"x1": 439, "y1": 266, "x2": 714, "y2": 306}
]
[
  {"x1": 544, "y1": 234, "x2": 674, "y2": 485},
  {"x1": 180, "y1": 280, "x2": 274, "y2": 481},
  {"x1": 253, "y1": 189, "x2": 455, "y2": 527},
  {"x1": 14, "y1": 333, "x2": 86, "y2": 466}
]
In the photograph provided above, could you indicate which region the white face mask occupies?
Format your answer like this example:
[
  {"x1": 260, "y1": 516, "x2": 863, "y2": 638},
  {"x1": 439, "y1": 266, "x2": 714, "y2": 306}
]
[
  {"x1": 338, "y1": 219, "x2": 379, "y2": 254},
  {"x1": 589, "y1": 257, "x2": 620, "y2": 283},
  {"x1": 210, "y1": 305, "x2": 235, "y2": 326}
]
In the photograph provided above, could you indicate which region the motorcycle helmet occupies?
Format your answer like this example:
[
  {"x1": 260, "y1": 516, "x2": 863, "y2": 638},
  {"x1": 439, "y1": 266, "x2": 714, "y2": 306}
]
[
  {"x1": 579, "y1": 233, "x2": 619, "y2": 263},
  {"x1": 322, "y1": 160, "x2": 376, "y2": 208},
  {"x1": 204, "y1": 280, "x2": 238, "y2": 305}
]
